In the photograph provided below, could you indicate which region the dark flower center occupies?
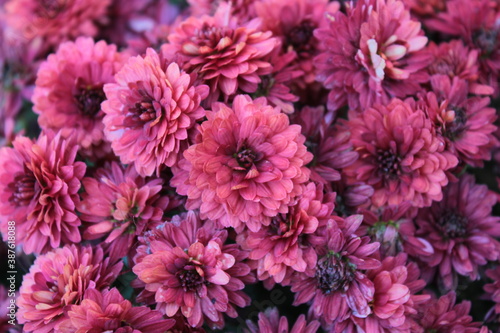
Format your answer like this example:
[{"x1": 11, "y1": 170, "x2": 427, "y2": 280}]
[
  {"x1": 428, "y1": 58, "x2": 455, "y2": 77},
  {"x1": 134, "y1": 100, "x2": 157, "y2": 122},
  {"x1": 270, "y1": 214, "x2": 289, "y2": 236},
  {"x1": 254, "y1": 75, "x2": 275, "y2": 98},
  {"x1": 377, "y1": 149, "x2": 401, "y2": 178},
  {"x1": 436, "y1": 210, "x2": 468, "y2": 239},
  {"x1": 75, "y1": 86, "x2": 106, "y2": 117},
  {"x1": 196, "y1": 24, "x2": 233, "y2": 50},
  {"x1": 9, "y1": 173, "x2": 37, "y2": 206},
  {"x1": 177, "y1": 268, "x2": 204, "y2": 292},
  {"x1": 474, "y1": 28, "x2": 498, "y2": 56},
  {"x1": 315, "y1": 254, "x2": 355, "y2": 294},
  {"x1": 286, "y1": 20, "x2": 316, "y2": 53},
  {"x1": 235, "y1": 146, "x2": 257, "y2": 169},
  {"x1": 37, "y1": 0, "x2": 65, "y2": 19},
  {"x1": 443, "y1": 106, "x2": 467, "y2": 140}
]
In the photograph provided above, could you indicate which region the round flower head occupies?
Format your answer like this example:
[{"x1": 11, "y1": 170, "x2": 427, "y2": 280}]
[
  {"x1": 4, "y1": 0, "x2": 111, "y2": 53},
  {"x1": 102, "y1": 48, "x2": 209, "y2": 176},
  {"x1": 315, "y1": 0, "x2": 430, "y2": 112},
  {"x1": 59, "y1": 288, "x2": 175, "y2": 332},
  {"x1": 415, "y1": 174, "x2": 500, "y2": 290},
  {"x1": 0, "y1": 132, "x2": 86, "y2": 254},
  {"x1": 17, "y1": 244, "x2": 123, "y2": 333},
  {"x1": 78, "y1": 161, "x2": 170, "y2": 259},
  {"x1": 244, "y1": 307, "x2": 320, "y2": 333},
  {"x1": 163, "y1": 2, "x2": 277, "y2": 105},
  {"x1": 344, "y1": 98, "x2": 458, "y2": 208},
  {"x1": 291, "y1": 215, "x2": 381, "y2": 325},
  {"x1": 335, "y1": 253, "x2": 430, "y2": 333},
  {"x1": 238, "y1": 182, "x2": 335, "y2": 284},
  {"x1": 132, "y1": 211, "x2": 254, "y2": 328},
  {"x1": 172, "y1": 95, "x2": 312, "y2": 232},
  {"x1": 33, "y1": 37, "x2": 126, "y2": 158}
]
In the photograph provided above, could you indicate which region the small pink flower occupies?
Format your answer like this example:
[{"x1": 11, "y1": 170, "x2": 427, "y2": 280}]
[
  {"x1": 415, "y1": 174, "x2": 500, "y2": 290},
  {"x1": 173, "y1": 95, "x2": 312, "y2": 232},
  {"x1": 17, "y1": 245, "x2": 123, "y2": 333},
  {"x1": 33, "y1": 37, "x2": 126, "y2": 158},
  {"x1": 0, "y1": 132, "x2": 86, "y2": 254},
  {"x1": 245, "y1": 307, "x2": 320, "y2": 333},
  {"x1": 344, "y1": 98, "x2": 458, "y2": 208},
  {"x1": 291, "y1": 215, "x2": 381, "y2": 324},
  {"x1": 163, "y1": 3, "x2": 277, "y2": 105},
  {"x1": 58, "y1": 288, "x2": 175, "y2": 332},
  {"x1": 132, "y1": 211, "x2": 254, "y2": 328},
  {"x1": 102, "y1": 48, "x2": 209, "y2": 176},
  {"x1": 78, "y1": 161, "x2": 170, "y2": 259}
]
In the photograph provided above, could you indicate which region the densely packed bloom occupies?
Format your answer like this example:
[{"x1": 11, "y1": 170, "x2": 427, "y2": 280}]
[
  {"x1": 238, "y1": 182, "x2": 334, "y2": 283},
  {"x1": 4, "y1": 0, "x2": 111, "y2": 54},
  {"x1": 291, "y1": 215, "x2": 380, "y2": 324},
  {"x1": 132, "y1": 211, "x2": 254, "y2": 328},
  {"x1": 77, "y1": 161, "x2": 169, "y2": 258},
  {"x1": 0, "y1": 132, "x2": 85, "y2": 254},
  {"x1": 33, "y1": 37, "x2": 126, "y2": 158},
  {"x1": 58, "y1": 288, "x2": 175, "y2": 332},
  {"x1": 245, "y1": 307, "x2": 320, "y2": 333},
  {"x1": 163, "y1": 3, "x2": 277, "y2": 105},
  {"x1": 415, "y1": 174, "x2": 500, "y2": 289},
  {"x1": 315, "y1": 0, "x2": 430, "y2": 111},
  {"x1": 17, "y1": 245, "x2": 123, "y2": 332},
  {"x1": 173, "y1": 95, "x2": 312, "y2": 232},
  {"x1": 344, "y1": 98, "x2": 458, "y2": 208},
  {"x1": 102, "y1": 48, "x2": 209, "y2": 176}
]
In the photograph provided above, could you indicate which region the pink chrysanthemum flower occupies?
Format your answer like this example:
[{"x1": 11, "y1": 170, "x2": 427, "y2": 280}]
[
  {"x1": 172, "y1": 95, "x2": 312, "y2": 232},
  {"x1": 77, "y1": 161, "x2": 169, "y2": 259},
  {"x1": 132, "y1": 211, "x2": 254, "y2": 328},
  {"x1": 418, "y1": 76, "x2": 499, "y2": 167},
  {"x1": 4, "y1": 0, "x2": 111, "y2": 53},
  {"x1": 163, "y1": 3, "x2": 277, "y2": 105},
  {"x1": 102, "y1": 48, "x2": 209, "y2": 176},
  {"x1": 238, "y1": 182, "x2": 334, "y2": 283},
  {"x1": 255, "y1": 0, "x2": 339, "y2": 87},
  {"x1": 58, "y1": 288, "x2": 175, "y2": 332},
  {"x1": 416, "y1": 292, "x2": 484, "y2": 332},
  {"x1": 424, "y1": 40, "x2": 494, "y2": 95},
  {"x1": 0, "y1": 132, "x2": 85, "y2": 254},
  {"x1": 315, "y1": 0, "x2": 430, "y2": 111},
  {"x1": 335, "y1": 253, "x2": 430, "y2": 333},
  {"x1": 415, "y1": 174, "x2": 500, "y2": 290},
  {"x1": 245, "y1": 307, "x2": 320, "y2": 333},
  {"x1": 33, "y1": 37, "x2": 126, "y2": 158},
  {"x1": 17, "y1": 245, "x2": 123, "y2": 333},
  {"x1": 425, "y1": 0, "x2": 500, "y2": 93},
  {"x1": 344, "y1": 98, "x2": 458, "y2": 208},
  {"x1": 292, "y1": 106, "x2": 358, "y2": 184},
  {"x1": 485, "y1": 266, "x2": 500, "y2": 320},
  {"x1": 291, "y1": 215, "x2": 380, "y2": 324},
  {"x1": 358, "y1": 202, "x2": 433, "y2": 259}
]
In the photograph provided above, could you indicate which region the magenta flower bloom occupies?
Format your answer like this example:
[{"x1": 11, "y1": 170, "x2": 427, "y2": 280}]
[
  {"x1": 315, "y1": 0, "x2": 430, "y2": 111},
  {"x1": 172, "y1": 95, "x2": 312, "y2": 232},
  {"x1": 77, "y1": 161, "x2": 170, "y2": 259},
  {"x1": 485, "y1": 266, "x2": 500, "y2": 319},
  {"x1": 102, "y1": 48, "x2": 209, "y2": 176},
  {"x1": 415, "y1": 174, "x2": 500, "y2": 290},
  {"x1": 132, "y1": 211, "x2": 254, "y2": 328},
  {"x1": 4, "y1": 0, "x2": 111, "y2": 53},
  {"x1": 416, "y1": 292, "x2": 484, "y2": 332},
  {"x1": 344, "y1": 98, "x2": 458, "y2": 208},
  {"x1": 33, "y1": 37, "x2": 126, "y2": 158},
  {"x1": 58, "y1": 288, "x2": 175, "y2": 332},
  {"x1": 163, "y1": 3, "x2": 277, "y2": 105},
  {"x1": 336, "y1": 253, "x2": 430, "y2": 333},
  {"x1": 420, "y1": 76, "x2": 499, "y2": 167},
  {"x1": 291, "y1": 215, "x2": 380, "y2": 324},
  {"x1": 17, "y1": 245, "x2": 123, "y2": 333},
  {"x1": 0, "y1": 132, "x2": 86, "y2": 254},
  {"x1": 245, "y1": 307, "x2": 320, "y2": 333},
  {"x1": 238, "y1": 182, "x2": 334, "y2": 283}
]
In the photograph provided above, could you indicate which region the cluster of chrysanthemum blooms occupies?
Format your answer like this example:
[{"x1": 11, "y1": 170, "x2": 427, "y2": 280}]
[{"x1": 0, "y1": 0, "x2": 500, "y2": 331}]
